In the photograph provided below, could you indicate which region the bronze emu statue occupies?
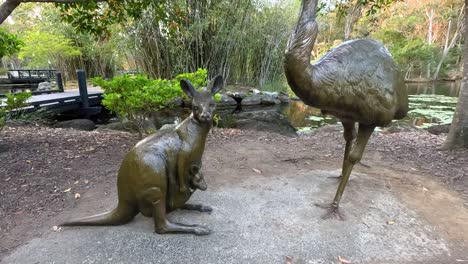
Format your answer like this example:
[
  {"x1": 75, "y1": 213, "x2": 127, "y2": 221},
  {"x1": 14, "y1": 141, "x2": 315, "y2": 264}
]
[{"x1": 284, "y1": 0, "x2": 408, "y2": 220}]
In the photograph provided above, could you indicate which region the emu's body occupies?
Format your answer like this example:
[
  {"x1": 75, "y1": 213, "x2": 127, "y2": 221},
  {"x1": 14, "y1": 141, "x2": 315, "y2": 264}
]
[{"x1": 284, "y1": 0, "x2": 408, "y2": 219}]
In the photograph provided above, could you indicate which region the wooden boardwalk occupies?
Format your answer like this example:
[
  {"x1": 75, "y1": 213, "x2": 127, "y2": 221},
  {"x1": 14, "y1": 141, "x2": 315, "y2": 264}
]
[{"x1": 0, "y1": 88, "x2": 103, "y2": 112}]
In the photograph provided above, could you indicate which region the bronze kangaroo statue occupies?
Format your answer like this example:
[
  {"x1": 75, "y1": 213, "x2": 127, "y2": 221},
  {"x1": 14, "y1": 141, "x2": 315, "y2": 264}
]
[{"x1": 60, "y1": 75, "x2": 224, "y2": 235}]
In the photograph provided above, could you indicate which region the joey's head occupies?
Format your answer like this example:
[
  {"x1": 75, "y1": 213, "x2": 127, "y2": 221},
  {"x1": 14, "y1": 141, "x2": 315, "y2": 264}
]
[
  {"x1": 188, "y1": 163, "x2": 207, "y2": 191},
  {"x1": 180, "y1": 75, "x2": 224, "y2": 123}
]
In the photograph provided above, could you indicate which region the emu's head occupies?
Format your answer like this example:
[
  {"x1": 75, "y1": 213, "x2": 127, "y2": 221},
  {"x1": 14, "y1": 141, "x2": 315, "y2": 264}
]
[{"x1": 180, "y1": 75, "x2": 224, "y2": 123}]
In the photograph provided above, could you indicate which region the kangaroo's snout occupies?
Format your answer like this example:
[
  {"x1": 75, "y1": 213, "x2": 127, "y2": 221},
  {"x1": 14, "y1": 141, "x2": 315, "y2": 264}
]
[{"x1": 199, "y1": 112, "x2": 211, "y2": 122}]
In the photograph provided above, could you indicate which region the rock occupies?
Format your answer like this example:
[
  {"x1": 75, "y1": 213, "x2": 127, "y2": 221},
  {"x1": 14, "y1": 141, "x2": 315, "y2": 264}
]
[
  {"x1": 54, "y1": 119, "x2": 96, "y2": 131},
  {"x1": 98, "y1": 120, "x2": 156, "y2": 133},
  {"x1": 37, "y1": 81, "x2": 52, "y2": 91},
  {"x1": 249, "y1": 88, "x2": 261, "y2": 94},
  {"x1": 260, "y1": 95, "x2": 281, "y2": 105},
  {"x1": 426, "y1": 124, "x2": 450, "y2": 135},
  {"x1": 167, "y1": 97, "x2": 184, "y2": 107},
  {"x1": 234, "y1": 110, "x2": 296, "y2": 136},
  {"x1": 226, "y1": 91, "x2": 247, "y2": 100},
  {"x1": 218, "y1": 94, "x2": 238, "y2": 106},
  {"x1": 278, "y1": 92, "x2": 290, "y2": 103},
  {"x1": 151, "y1": 108, "x2": 187, "y2": 129},
  {"x1": 382, "y1": 121, "x2": 420, "y2": 134},
  {"x1": 261, "y1": 91, "x2": 279, "y2": 98},
  {"x1": 241, "y1": 94, "x2": 263, "y2": 106}
]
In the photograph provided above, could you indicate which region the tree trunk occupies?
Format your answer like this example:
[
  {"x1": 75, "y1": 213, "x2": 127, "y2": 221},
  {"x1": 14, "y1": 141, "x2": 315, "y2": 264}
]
[
  {"x1": 0, "y1": 0, "x2": 21, "y2": 24},
  {"x1": 0, "y1": 0, "x2": 107, "y2": 25},
  {"x1": 344, "y1": 4, "x2": 362, "y2": 40},
  {"x1": 442, "y1": 1, "x2": 468, "y2": 149},
  {"x1": 433, "y1": 6, "x2": 464, "y2": 81}
]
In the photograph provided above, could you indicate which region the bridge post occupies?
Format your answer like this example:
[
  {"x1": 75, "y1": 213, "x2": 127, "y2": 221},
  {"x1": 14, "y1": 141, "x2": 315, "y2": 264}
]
[
  {"x1": 77, "y1": 69, "x2": 89, "y2": 108},
  {"x1": 56, "y1": 72, "x2": 64, "y2": 92}
]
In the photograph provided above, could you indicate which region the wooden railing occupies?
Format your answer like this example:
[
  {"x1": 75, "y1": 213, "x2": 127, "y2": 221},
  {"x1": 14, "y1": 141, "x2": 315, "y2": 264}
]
[{"x1": 7, "y1": 69, "x2": 57, "y2": 80}]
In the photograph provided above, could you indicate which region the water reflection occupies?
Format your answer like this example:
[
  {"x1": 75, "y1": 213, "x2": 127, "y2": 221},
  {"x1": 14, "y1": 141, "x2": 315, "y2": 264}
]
[
  {"x1": 282, "y1": 81, "x2": 461, "y2": 130},
  {"x1": 406, "y1": 81, "x2": 461, "y2": 97}
]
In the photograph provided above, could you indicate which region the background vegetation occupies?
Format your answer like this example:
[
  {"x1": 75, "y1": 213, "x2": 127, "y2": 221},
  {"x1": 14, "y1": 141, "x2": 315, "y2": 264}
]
[{"x1": 0, "y1": 0, "x2": 463, "y2": 87}]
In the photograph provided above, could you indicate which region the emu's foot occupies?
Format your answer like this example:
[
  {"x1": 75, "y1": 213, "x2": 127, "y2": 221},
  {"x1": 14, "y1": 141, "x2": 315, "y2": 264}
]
[
  {"x1": 327, "y1": 174, "x2": 342, "y2": 181},
  {"x1": 314, "y1": 203, "x2": 345, "y2": 221}
]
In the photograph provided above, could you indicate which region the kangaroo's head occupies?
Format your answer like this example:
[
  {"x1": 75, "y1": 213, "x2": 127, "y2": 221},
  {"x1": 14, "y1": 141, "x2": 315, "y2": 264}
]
[{"x1": 180, "y1": 75, "x2": 224, "y2": 123}]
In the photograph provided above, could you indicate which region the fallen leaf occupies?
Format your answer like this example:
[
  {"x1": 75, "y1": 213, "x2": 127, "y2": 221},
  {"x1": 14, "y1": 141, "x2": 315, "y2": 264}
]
[
  {"x1": 74, "y1": 181, "x2": 79, "y2": 185},
  {"x1": 63, "y1": 188, "x2": 71, "y2": 193},
  {"x1": 5, "y1": 177, "x2": 10, "y2": 182},
  {"x1": 387, "y1": 220, "x2": 395, "y2": 225},
  {"x1": 25, "y1": 160, "x2": 32, "y2": 163},
  {"x1": 422, "y1": 187, "x2": 429, "y2": 191},
  {"x1": 285, "y1": 256, "x2": 293, "y2": 264},
  {"x1": 84, "y1": 180, "x2": 89, "y2": 184},
  {"x1": 75, "y1": 193, "x2": 81, "y2": 199},
  {"x1": 52, "y1": 226, "x2": 61, "y2": 232},
  {"x1": 252, "y1": 168, "x2": 262, "y2": 174},
  {"x1": 338, "y1": 256, "x2": 351, "y2": 263}
]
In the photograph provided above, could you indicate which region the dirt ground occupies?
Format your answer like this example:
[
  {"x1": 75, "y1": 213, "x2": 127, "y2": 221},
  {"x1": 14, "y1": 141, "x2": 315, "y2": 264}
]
[{"x1": 0, "y1": 124, "x2": 467, "y2": 260}]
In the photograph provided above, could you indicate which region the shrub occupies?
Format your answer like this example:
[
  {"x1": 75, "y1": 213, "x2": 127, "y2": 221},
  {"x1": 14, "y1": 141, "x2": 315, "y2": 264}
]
[
  {"x1": 92, "y1": 68, "x2": 218, "y2": 136},
  {"x1": 0, "y1": 91, "x2": 33, "y2": 130}
]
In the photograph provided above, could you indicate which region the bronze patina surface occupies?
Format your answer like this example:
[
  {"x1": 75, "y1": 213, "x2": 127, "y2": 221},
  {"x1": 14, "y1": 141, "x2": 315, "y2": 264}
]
[
  {"x1": 60, "y1": 76, "x2": 224, "y2": 235},
  {"x1": 284, "y1": 0, "x2": 408, "y2": 220}
]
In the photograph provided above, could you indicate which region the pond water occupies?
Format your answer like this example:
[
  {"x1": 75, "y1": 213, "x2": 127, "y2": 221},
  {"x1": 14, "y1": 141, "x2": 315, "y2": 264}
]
[{"x1": 281, "y1": 81, "x2": 461, "y2": 131}]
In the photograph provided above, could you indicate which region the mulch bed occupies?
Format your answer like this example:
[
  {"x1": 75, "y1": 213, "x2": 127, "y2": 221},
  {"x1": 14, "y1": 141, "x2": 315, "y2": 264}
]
[{"x1": 0, "y1": 124, "x2": 467, "y2": 258}]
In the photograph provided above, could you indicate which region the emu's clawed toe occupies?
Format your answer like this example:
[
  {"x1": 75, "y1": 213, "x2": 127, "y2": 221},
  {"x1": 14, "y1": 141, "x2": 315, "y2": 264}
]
[{"x1": 314, "y1": 203, "x2": 345, "y2": 221}]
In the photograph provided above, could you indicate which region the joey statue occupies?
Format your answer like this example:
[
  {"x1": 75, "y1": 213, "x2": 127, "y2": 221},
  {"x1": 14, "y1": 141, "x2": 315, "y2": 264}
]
[
  {"x1": 284, "y1": 0, "x2": 408, "y2": 219},
  {"x1": 61, "y1": 75, "x2": 224, "y2": 235}
]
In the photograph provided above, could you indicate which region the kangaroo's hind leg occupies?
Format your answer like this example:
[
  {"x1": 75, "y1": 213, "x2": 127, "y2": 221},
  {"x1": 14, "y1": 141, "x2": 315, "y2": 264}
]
[{"x1": 142, "y1": 187, "x2": 211, "y2": 235}]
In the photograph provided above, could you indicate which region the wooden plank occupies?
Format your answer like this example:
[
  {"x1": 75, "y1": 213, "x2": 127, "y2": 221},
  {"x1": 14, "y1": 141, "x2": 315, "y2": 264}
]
[{"x1": 0, "y1": 88, "x2": 103, "y2": 108}]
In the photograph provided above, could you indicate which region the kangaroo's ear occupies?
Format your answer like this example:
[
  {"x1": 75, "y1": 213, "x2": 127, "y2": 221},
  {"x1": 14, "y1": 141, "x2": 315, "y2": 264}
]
[
  {"x1": 208, "y1": 75, "x2": 224, "y2": 95},
  {"x1": 180, "y1": 79, "x2": 197, "y2": 98}
]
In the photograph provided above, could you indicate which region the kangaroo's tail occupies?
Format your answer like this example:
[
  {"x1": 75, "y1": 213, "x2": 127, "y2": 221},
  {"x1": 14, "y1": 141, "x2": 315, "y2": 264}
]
[{"x1": 60, "y1": 202, "x2": 137, "y2": 226}]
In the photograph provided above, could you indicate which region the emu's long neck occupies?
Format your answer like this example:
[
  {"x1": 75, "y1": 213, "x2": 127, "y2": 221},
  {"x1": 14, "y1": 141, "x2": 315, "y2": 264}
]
[{"x1": 284, "y1": 0, "x2": 320, "y2": 104}]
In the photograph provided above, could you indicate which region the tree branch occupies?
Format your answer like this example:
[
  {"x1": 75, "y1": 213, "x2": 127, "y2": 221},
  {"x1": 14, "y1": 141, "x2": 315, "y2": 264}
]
[
  {"x1": 0, "y1": 0, "x2": 106, "y2": 25},
  {"x1": 0, "y1": 0, "x2": 21, "y2": 25},
  {"x1": 21, "y1": 0, "x2": 106, "y2": 2}
]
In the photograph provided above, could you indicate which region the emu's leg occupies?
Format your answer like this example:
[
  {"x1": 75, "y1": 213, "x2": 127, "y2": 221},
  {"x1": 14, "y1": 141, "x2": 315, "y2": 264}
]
[
  {"x1": 316, "y1": 124, "x2": 375, "y2": 220},
  {"x1": 182, "y1": 204, "x2": 213, "y2": 213},
  {"x1": 147, "y1": 187, "x2": 211, "y2": 236},
  {"x1": 329, "y1": 121, "x2": 356, "y2": 180}
]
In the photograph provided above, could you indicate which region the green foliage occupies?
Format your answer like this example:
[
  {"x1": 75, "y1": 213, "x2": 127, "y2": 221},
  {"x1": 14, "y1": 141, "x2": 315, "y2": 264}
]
[
  {"x1": 18, "y1": 31, "x2": 81, "y2": 68},
  {"x1": 259, "y1": 80, "x2": 291, "y2": 94},
  {"x1": 0, "y1": 109, "x2": 5, "y2": 130},
  {"x1": 174, "y1": 68, "x2": 209, "y2": 89},
  {"x1": 4, "y1": 92, "x2": 32, "y2": 112},
  {"x1": 380, "y1": 34, "x2": 437, "y2": 66},
  {"x1": 0, "y1": 29, "x2": 23, "y2": 60},
  {"x1": 56, "y1": 1, "x2": 163, "y2": 37},
  {"x1": 93, "y1": 69, "x2": 212, "y2": 134},
  {"x1": 0, "y1": 92, "x2": 33, "y2": 129}
]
